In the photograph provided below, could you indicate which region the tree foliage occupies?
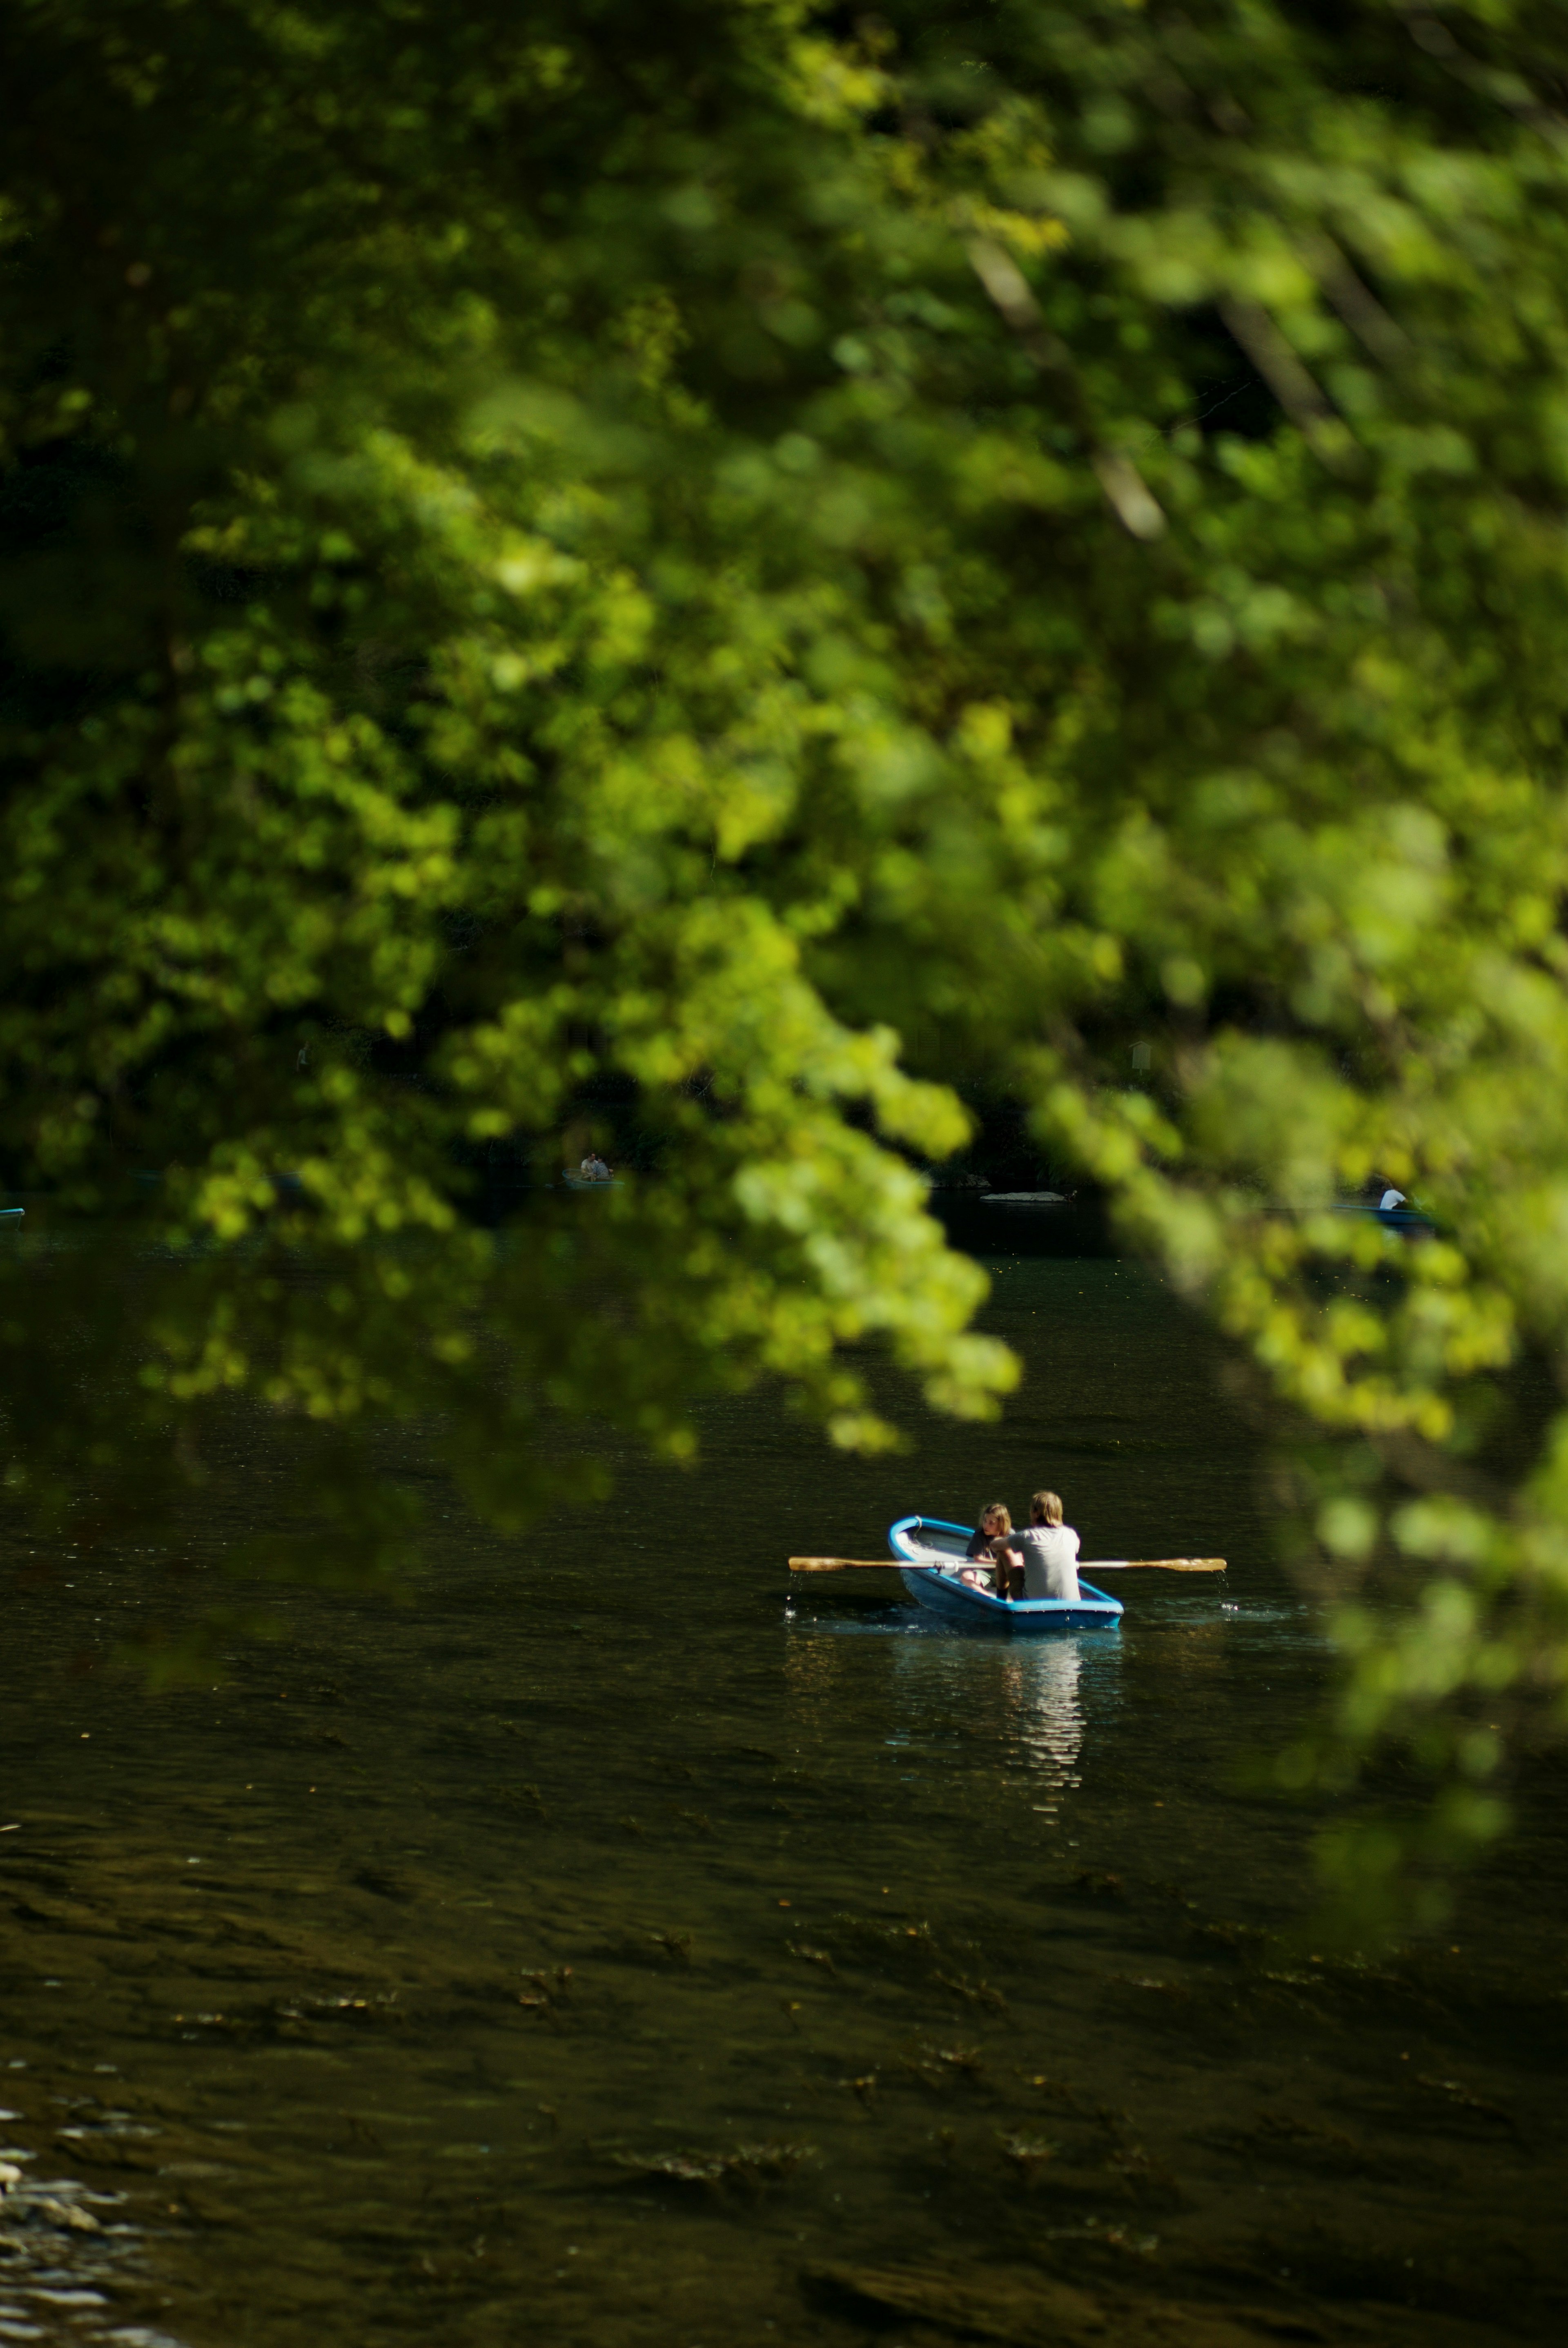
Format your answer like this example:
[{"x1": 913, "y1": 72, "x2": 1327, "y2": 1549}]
[{"x1": 5, "y1": 0, "x2": 1568, "y2": 1913}]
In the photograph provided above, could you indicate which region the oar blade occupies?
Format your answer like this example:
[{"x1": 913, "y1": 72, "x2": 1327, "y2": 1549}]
[
  {"x1": 787, "y1": 1556, "x2": 906, "y2": 1572},
  {"x1": 1084, "y1": 1558, "x2": 1227, "y2": 1572}
]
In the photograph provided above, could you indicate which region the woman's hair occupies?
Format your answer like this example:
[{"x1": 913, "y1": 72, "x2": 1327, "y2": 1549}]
[
  {"x1": 981, "y1": 1501, "x2": 1012, "y2": 1533},
  {"x1": 1031, "y1": 1490, "x2": 1063, "y2": 1526}
]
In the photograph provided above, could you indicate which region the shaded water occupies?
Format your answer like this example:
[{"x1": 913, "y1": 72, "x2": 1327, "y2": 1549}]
[{"x1": 2, "y1": 1258, "x2": 1566, "y2": 2346}]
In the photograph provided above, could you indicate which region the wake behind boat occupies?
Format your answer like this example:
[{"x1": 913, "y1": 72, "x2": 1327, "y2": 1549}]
[{"x1": 889, "y1": 1516, "x2": 1123, "y2": 1633}]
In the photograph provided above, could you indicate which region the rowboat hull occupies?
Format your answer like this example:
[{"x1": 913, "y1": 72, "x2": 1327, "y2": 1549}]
[
  {"x1": 895, "y1": 1563, "x2": 1122, "y2": 1632},
  {"x1": 1331, "y1": 1204, "x2": 1434, "y2": 1234},
  {"x1": 889, "y1": 1516, "x2": 1122, "y2": 1634}
]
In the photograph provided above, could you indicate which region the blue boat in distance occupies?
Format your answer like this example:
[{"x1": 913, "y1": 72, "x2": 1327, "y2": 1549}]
[
  {"x1": 889, "y1": 1516, "x2": 1123, "y2": 1634},
  {"x1": 1332, "y1": 1202, "x2": 1436, "y2": 1235}
]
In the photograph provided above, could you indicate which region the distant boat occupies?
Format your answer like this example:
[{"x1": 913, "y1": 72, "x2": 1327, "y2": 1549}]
[
  {"x1": 978, "y1": 1190, "x2": 1070, "y2": 1209},
  {"x1": 0, "y1": 1208, "x2": 23, "y2": 1224},
  {"x1": 1331, "y1": 1202, "x2": 1436, "y2": 1233},
  {"x1": 560, "y1": 1173, "x2": 622, "y2": 1191},
  {"x1": 888, "y1": 1516, "x2": 1122, "y2": 1634}
]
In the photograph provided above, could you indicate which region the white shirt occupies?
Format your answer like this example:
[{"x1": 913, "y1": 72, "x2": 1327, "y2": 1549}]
[
  {"x1": 1016, "y1": 1524, "x2": 1080, "y2": 1601},
  {"x1": 1379, "y1": 1188, "x2": 1407, "y2": 1210}
]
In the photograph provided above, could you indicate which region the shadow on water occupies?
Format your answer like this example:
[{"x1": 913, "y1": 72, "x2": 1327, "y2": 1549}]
[{"x1": 1, "y1": 1257, "x2": 1566, "y2": 2343}]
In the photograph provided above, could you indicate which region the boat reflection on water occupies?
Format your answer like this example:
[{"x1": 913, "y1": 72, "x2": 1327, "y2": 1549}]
[
  {"x1": 1004, "y1": 1640, "x2": 1084, "y2": 1820},
  {"x1": 888, "y1": 1636, "x2": 1117, "y2": 1825},
  {"x1": 784, "y1": 1601, "x2": 1119, "y2": 1832}
]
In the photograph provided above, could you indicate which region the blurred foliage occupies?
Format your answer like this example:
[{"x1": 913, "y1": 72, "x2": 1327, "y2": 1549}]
[{"x1": 4, "y1": 0, "x2": 1568, "y2": 1914}]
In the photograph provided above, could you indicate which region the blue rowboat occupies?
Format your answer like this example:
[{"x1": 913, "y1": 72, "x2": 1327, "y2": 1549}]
[
  {"x1": 888, "y1": 1515, "x2": 1123, "y2": 1634},
  {"x1": 0, "y1": 1208, "x2": 22, "y2": 1224},
  {"x1": 1331, "y1": 1203, "x2": 1435, "y2": 1235}
]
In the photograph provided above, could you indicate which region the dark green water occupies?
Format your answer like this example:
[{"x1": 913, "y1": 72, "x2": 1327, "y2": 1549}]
[{"x1": 2, "y1": 1259, "x2": 1565, "y2": 2347}]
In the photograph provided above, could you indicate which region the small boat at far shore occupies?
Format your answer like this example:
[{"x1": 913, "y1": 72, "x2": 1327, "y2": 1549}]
[
  {"x1": 889, "y1": 1516, "x2": 1123, "y2": 1634},
  {"x1": 978, "y1": 1190, "x2": 1071, "y2": 1209}
]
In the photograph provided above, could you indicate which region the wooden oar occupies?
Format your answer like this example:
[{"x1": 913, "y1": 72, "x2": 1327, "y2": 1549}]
[
  {"x1": 787, "y1": 1556, "x2": 1226, "y2": 1574},
  {"x1": 1060, "y1": 1558, "x2": 1226, "y2": 1573}
]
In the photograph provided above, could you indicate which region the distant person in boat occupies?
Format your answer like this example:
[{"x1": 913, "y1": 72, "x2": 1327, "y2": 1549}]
[
  {"x1": 1365, "y1": 1175, "x2": 1407, "y2": 1211},
  {"x1": 579, "y1": 1153, "x2": 611, "y2": 1182},
  {"x1": 960, "y1": 1503, "x2": 1013, "y2": 1591},
  {"x1": 1009, "y1": 1490, "x2": 1081, "y2": 1603}
]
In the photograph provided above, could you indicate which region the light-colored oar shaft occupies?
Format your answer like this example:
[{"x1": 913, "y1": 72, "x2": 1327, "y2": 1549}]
[{"x1": 786, "y1": 1556, "x2": 1227, "y2": 1574}]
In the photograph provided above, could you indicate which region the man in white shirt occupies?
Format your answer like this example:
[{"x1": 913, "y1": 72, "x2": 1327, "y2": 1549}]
[{"x1": 1010, "y1": 1490, "x2": 1080, "y2": 1601}]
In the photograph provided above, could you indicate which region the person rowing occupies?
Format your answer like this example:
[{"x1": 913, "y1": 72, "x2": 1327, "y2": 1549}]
[{"x1": 1006, "y1": 1489, "x2": 1081, "y2": 1603}]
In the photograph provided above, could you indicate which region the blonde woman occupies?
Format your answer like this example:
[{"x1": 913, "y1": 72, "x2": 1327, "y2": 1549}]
[{"x1": 960, "y1": 1501, "x2": 1013, "y2": 1592}]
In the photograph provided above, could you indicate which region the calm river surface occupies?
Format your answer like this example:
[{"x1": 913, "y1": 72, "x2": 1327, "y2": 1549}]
[{"x1": 2, "y1": 1254, "x2": 1566, "y2": 2347}]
